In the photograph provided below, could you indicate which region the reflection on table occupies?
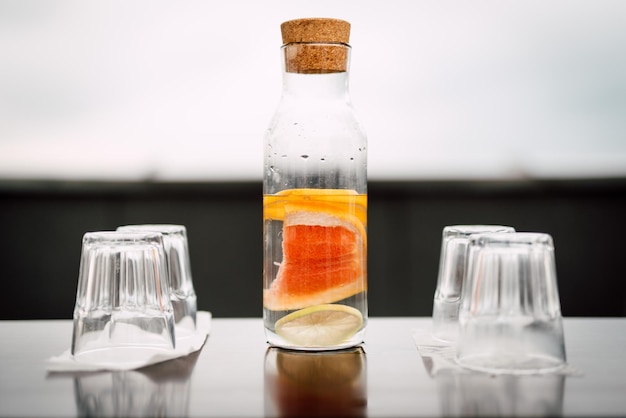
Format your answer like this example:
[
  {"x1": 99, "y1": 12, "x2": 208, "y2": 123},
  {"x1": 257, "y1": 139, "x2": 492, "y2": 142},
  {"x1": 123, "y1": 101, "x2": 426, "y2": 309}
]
[
  {"x1": 435, "y1": 372, "x2": 565, "y2": 416},
  {"x1": 264, "y1": 347, "x2": 367, "y2": 417},
  {"x1": 73, "y1": 350, "x2": 199, "y2": 417}
]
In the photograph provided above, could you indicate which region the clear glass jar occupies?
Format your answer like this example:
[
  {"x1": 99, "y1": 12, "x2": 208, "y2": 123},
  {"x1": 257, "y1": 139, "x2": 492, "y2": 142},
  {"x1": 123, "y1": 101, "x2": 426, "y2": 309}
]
[{"x1": 263, "y1": 18, "x2": 368, "y2": 350}]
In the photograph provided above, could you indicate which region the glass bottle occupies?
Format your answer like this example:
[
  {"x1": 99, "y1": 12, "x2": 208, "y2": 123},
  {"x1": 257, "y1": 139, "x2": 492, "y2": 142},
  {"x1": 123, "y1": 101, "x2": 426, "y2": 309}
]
[{"x1": 263, "y1": 18, "x2": 368, "y2": 350}]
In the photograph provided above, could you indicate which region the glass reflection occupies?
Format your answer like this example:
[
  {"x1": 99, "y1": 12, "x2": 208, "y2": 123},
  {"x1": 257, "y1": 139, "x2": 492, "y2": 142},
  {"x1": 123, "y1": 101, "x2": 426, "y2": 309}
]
[
  {"x1": 264, "y1": 347, "x2": 367, "y2": 417},
  {"x1": 435, "y1": 372, "x2": 565, "y2": 417},
  {"x1": 73, "y1": 350, "x2": 199, "y2": 417}
]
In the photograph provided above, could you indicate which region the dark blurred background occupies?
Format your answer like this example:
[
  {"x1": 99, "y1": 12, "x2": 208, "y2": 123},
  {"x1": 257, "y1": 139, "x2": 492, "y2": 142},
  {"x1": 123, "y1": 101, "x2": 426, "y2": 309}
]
[{"x1": 2, "y1": 178, "x2": 624, "y2": 319}]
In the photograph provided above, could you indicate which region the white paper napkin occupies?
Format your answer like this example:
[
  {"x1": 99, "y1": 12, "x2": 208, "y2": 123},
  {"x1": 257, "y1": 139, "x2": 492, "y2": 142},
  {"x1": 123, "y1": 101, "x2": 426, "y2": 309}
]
[
  {"x1": 412, "y1": 326, "x2": 581, "y2": 377},
  {"x1": 47, "y1": 311, "x2": 212, "y2": 372}
]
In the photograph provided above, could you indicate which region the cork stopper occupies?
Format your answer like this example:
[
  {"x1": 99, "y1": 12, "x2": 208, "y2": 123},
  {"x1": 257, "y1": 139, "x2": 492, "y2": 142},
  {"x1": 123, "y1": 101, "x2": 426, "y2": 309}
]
[
  {"x1": 281, "y1": 18, "x2": 350, "y2": 45},
  {"x1": 280, "y1": 18, "x2": 351, "y2": 74}
]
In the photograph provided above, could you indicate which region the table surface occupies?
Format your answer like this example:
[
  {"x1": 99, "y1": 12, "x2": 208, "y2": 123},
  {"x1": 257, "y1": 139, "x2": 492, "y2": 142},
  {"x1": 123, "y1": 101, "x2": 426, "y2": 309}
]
[{"x1": 1, "y1": 317, "x2": 625, "y2": 417}]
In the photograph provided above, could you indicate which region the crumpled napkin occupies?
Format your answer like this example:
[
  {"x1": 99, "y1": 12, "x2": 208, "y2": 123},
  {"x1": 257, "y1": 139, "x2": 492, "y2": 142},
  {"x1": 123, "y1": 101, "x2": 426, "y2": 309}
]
[
  {"x1": 412, "y1": 326, "x2": 581, "y2": 377},
  {"x1": 47, "y1": 311, "x2": 212, "y2": 373}
]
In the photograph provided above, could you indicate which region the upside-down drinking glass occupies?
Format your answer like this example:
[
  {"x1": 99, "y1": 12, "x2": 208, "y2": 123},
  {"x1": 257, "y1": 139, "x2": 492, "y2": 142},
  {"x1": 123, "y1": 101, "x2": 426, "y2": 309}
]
[
  {"x1": 456, "y1": 232, "x2": 567, "y2": 374},
  {"x1": 432, "y1": 225, "x2": 515, "y2": 342},
  {"x1": 71, "y1": 231, "x2": 175, "y2": 364}
]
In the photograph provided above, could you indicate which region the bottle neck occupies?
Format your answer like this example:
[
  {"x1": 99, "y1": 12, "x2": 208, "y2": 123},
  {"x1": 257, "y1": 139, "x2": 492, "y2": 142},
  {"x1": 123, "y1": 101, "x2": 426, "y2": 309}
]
[
  {"x1": 282, "y1": 72, "x2": 349, "y2": 100},
  {"x1": 281, "y1": 43, "x2": 351, "y2": 100}
]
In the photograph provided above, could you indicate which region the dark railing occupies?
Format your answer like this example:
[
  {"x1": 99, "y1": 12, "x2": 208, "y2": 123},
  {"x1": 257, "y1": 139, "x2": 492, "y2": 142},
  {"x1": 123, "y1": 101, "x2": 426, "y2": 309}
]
[{"x1": 1, "y1": 178, "x2": 625, "y2": 319}]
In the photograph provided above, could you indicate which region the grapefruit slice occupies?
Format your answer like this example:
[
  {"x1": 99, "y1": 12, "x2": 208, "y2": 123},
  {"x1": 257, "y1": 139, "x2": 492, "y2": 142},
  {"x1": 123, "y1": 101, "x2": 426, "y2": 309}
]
[
  {"x1": 274, "y1": 304, "x2": 363, "y2": 347},
  {"x1": 264, "y1": 206, "x2": 366, "y2": 311}
]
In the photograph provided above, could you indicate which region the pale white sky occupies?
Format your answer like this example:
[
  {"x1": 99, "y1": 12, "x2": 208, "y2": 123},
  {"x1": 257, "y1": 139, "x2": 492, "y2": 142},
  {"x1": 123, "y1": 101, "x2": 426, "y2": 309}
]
[{"x1": 1, "y1": 0, "x2": 625, "y2": 181}]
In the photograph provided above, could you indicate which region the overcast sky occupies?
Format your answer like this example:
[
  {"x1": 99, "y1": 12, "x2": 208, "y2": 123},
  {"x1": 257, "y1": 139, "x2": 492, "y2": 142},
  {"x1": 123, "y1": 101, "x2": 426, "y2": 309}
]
[{"x1": 1, "y1": 0, "x2": 625, "y2": 181}]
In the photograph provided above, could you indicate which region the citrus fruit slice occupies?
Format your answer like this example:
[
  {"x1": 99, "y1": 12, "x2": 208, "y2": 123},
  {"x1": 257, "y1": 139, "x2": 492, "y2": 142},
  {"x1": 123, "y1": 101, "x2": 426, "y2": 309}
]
[
  {"x1": 274, "y1": 304, "x2": 363, "y2": 347},
  {"x1": 264, "y1": 189, "x2": 367, "y2": 227},
  {"x1": 264, "y1": 210, "x2": 366, "y2": 311},
  {"x1": 263, "y1": 188, "x2": 367, "y2": 311}
]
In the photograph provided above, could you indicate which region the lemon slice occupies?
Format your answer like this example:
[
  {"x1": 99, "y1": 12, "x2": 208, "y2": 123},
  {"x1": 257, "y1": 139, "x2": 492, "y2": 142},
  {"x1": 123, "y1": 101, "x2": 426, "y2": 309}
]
[{"x1": 275, "y1": 304, "x2": 363, "y2": 347}]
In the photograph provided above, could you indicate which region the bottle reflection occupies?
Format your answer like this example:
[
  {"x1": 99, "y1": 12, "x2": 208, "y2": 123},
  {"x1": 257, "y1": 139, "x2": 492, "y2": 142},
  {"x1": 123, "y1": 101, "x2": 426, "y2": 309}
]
[
  {"x1": 436, "y1": 372, "x2": 565, "y2": 416},
  {"x1": 73, "y1": 350, "x2": 199, "y2": 417},
  {"x1": 264, "y1": 347, "x2": 367, "y2": 417}
]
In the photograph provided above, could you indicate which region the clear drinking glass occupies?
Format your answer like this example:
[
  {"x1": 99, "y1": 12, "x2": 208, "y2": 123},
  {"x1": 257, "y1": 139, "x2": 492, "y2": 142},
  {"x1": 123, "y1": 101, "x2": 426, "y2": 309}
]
[
  {"x1": 117, "y1": 224, "x2": 197, "y2": 333},
  {"x1": 263, "y1": 18, "x2": 367, "y2": 350},
  {"x1": 456, "y1": 232, "x2": 567, "y2": 374},
  {"x1": 432, "y1": 225, "x2": 515, "y2": 342},
  {"x1": 71, "y1": 231, "x2": 175, "y2": 364}
]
